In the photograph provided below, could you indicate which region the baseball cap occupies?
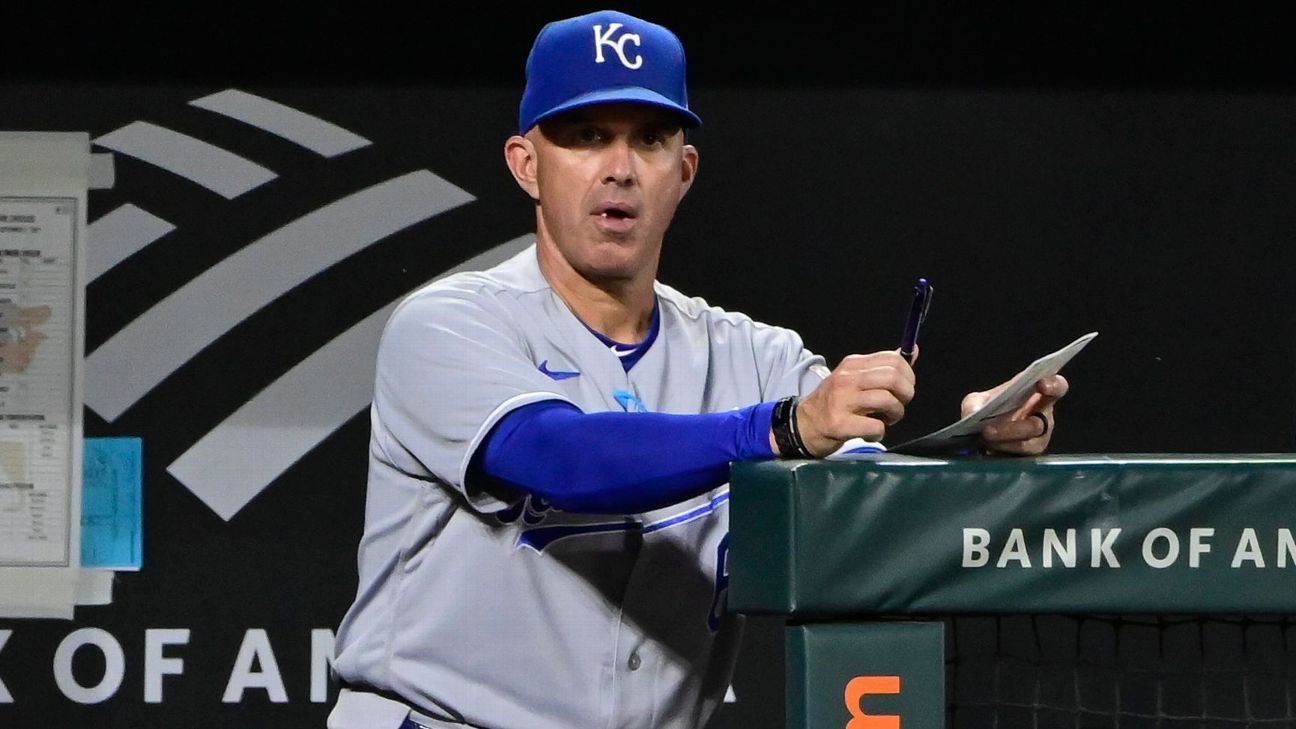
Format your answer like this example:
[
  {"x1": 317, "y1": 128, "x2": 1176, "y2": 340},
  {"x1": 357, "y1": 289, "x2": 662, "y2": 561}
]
[{"x1": 519, "y1": 10, "x2": 702, "y2": 134}]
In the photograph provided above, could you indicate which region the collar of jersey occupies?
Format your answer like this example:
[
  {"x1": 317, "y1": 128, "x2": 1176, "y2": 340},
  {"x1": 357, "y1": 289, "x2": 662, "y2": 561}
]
[{"x1": 581, "y1": 301, "x2": 660, "y2": 372}]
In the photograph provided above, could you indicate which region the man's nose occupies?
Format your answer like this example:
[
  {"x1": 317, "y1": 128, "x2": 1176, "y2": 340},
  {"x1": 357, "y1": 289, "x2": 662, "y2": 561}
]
[{"x1": 601, "y1": 140, "x2": 635, "y2": 186}]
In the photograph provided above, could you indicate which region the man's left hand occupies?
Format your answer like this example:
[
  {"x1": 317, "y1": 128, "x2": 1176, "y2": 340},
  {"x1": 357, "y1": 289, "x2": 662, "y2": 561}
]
[{"x1": 960, "y1": 374, "x2": 1069, "y2": 456}]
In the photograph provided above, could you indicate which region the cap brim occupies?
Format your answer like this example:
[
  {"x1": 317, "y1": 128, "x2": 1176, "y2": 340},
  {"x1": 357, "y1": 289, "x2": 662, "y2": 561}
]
[{"x1": 526, "y1": 87, "x2": 702, "y2": 132}]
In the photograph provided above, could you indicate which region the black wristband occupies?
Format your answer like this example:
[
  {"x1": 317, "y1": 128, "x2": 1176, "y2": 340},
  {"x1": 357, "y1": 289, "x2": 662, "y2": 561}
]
[
  {"x1": 771, "y1": 397, "x2": 814, "y2": 459},
  {"x1": 787, "y1": 398, "x2": 813, "y2": 456}
]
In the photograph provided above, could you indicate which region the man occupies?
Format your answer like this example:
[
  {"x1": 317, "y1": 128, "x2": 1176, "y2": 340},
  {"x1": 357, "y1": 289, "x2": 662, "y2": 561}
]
[{"x1": 329, "y1": 10, "x2": 1067, "y2": 729}]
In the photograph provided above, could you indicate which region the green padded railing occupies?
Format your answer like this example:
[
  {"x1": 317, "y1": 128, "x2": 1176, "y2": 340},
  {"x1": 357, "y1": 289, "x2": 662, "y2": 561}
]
[{"x1": 729, "y1": 455, "x2": 1296, "y2": 616}]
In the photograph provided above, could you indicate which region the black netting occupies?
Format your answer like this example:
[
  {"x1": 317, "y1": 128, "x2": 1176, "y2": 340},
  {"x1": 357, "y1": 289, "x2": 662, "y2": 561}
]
[{"x1": 947, "y1": 615, "x2": 1296, "y2": 728}]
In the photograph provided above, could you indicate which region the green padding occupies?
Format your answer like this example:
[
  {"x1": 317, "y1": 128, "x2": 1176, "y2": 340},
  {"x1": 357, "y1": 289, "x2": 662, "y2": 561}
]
[
  {"x1": 729, "y1": 455, "x2": 1296, "y2": 616},
  {"x1": 787, "y1": 621, "x2": 944, "y2": 729}
]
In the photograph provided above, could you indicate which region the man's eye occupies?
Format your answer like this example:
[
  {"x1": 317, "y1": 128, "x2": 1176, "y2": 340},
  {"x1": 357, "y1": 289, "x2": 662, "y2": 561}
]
[
  {"x1": 641, "y1": 132, "x2": 663, "y2": 146},
  {"x1": 576, "y1": 128, "x2": 601, "y2": 144}
]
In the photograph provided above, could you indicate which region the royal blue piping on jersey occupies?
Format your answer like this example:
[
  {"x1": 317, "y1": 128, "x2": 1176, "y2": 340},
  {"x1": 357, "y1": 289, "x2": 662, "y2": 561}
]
[
  {"x1": 642, "y1": 491, "x2": 730, "y2": 534},
  {"x1": 516, "y1": 492, "x2": 731, "y2": 552},
  {"x1": 473, "y1": 399, "x2": 776, "y2": 514},
  {"x1": 581, "y1": 303, "x2": 660, "y2": 372}
]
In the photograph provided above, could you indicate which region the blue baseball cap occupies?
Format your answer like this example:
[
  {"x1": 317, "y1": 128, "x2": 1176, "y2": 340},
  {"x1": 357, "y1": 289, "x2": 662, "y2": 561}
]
[{"x1": 519, "y1": 10, "x2": 702, "y2": 134}]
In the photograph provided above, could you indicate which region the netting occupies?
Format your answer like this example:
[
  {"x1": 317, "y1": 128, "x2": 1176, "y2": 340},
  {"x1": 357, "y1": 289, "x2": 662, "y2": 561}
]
[{"x1": 947, "y1": 615, "x2": 1296, "y2": 728}]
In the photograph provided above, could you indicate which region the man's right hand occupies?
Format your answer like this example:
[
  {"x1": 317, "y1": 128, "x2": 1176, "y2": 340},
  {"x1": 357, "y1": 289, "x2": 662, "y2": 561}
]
[{"x1": 774, "y1": 351, "x2": 916, "y2": 457}]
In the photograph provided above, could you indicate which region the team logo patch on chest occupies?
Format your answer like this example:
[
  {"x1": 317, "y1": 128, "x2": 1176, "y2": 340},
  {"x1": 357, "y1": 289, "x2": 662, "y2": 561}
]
[{"x1": 613, "y1": 388, "x2": 647, "y2": 412}]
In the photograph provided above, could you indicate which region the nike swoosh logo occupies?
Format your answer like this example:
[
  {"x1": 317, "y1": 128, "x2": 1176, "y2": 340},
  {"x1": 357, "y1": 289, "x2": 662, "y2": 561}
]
[{"x1": 538, "y1": 360, "x2": 580, "y2": 380}]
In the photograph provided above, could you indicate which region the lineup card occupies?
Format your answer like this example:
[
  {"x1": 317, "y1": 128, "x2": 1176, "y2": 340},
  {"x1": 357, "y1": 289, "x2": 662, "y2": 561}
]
[
  {"x1": 0, "y1": 197, "x2": 77, "y2": 567},
  {"x1": 891, "y1": 332, "x2": 1098, "y2": 455}
]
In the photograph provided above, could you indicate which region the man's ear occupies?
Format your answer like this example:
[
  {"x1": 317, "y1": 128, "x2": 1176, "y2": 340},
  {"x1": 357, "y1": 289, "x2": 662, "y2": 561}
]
[
  {"x1": 504, "y1": 135, "x2": 540, "y2": 200},
  {"x1": 678, "y1": 143, "x2": 699, "y2": 201}
]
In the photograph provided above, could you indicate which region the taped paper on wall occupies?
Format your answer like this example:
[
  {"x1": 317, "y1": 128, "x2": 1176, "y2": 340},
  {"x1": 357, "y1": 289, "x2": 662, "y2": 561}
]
[
  {"x1": 81, "y1": 437, "x2": 142, "y2": 570},
  {"x1": 0, "y1": 131, "x2": 89, "y2": 618}
]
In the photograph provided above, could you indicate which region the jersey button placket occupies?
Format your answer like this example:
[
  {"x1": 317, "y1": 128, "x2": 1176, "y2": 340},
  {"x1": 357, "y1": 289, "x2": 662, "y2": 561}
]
[{"x1": 615, "y1": 644, "x2": 655, "y2": 729}]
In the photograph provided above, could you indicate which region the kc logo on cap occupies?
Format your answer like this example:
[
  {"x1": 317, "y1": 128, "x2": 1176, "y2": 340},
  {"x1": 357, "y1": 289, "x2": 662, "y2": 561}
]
[
  {"x1": 518, "y1": 10, "x2": 702, "y2": 133},
  {"x1": 594, "y1": 23, "x2": 643, "y2": 69}
]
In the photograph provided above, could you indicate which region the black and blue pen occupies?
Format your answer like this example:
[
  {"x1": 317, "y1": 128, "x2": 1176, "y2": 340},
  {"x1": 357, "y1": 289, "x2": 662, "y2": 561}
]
[{"x1": 900, "y1": 277, "x2": 932, "y2": 365}]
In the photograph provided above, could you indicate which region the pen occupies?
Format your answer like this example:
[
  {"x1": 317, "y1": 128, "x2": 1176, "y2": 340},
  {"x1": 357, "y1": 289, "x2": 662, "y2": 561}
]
[{"x1": 899, "y1": 277, "x2": 932, "y2": 365}]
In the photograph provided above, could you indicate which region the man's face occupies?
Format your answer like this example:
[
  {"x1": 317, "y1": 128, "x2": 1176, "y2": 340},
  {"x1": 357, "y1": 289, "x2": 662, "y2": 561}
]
[{"x1": 518, "y1": 103, "x2": 698, "y2": 285}]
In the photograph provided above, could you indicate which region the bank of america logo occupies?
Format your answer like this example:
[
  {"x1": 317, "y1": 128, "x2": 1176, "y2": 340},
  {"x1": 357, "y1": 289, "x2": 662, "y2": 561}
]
[{"x1": 88, "y1": 89, "x2": 531, "y2": 521}]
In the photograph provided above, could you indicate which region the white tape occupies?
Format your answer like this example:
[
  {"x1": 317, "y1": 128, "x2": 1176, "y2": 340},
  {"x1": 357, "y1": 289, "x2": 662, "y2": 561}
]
[{"x1": 88, "y1": 152, "x2": 115, "y2": 189}]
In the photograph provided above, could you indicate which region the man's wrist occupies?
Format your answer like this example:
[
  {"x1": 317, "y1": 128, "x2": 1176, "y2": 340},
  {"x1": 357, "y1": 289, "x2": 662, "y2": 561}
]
[{"x1": 770, "y1": 396, "x2": 814, "y2": 459}]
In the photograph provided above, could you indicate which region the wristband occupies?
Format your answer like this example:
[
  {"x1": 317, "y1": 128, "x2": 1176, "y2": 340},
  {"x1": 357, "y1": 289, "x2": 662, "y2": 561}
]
[{"x1": 771, "y1": 397, "x2": 814, "y2": 459}]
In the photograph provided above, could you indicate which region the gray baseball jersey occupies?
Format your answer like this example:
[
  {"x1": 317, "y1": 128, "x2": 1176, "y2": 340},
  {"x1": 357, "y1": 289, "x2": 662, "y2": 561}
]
[{"x1": 330, "y1": 245, "x2": 826, "y2": 729}]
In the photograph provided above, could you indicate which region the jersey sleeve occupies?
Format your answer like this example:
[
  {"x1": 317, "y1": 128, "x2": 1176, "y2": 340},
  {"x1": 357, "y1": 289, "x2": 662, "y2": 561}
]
[
  {"x1": 750, "y1": 323, "x2": 890, "y2": 453},
  {"x1": 753, "y1": 324, "x2": 829, "y2": 400},
  {"x1": 370, "y1": 286, "x2": 572, "y2": 511}
]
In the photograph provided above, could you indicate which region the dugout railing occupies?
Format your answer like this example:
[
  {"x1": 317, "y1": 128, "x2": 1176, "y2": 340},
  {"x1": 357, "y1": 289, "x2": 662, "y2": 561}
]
[{"x1": 728, "y1": 455, "x2": 1296, "y2": 728}]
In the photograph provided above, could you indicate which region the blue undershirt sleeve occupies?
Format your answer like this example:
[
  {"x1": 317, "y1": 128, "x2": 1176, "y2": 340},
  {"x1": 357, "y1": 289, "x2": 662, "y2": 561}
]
[{"x1": 470, "y1": 399, "x2": 778, "y2": 514}]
